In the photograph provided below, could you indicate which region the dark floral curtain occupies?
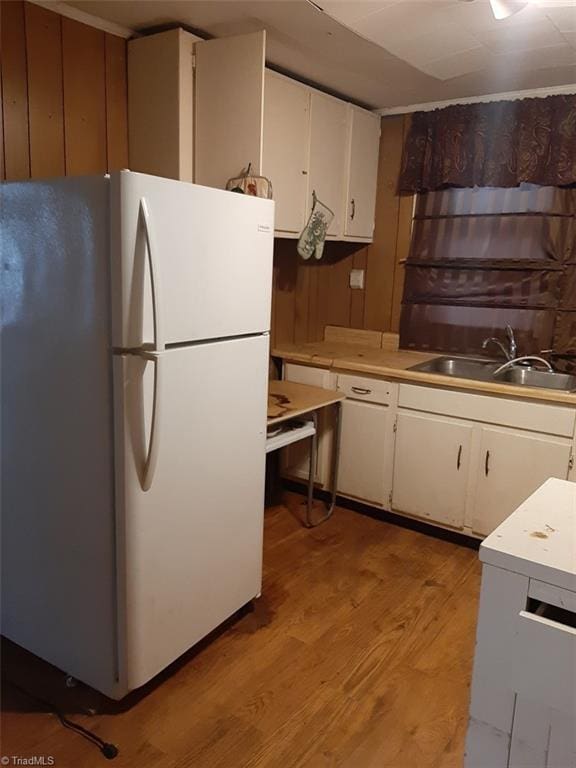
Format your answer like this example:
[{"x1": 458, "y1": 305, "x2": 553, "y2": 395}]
[{"x1": 398, "y1": 95, "x2": 576, "y2": 192}]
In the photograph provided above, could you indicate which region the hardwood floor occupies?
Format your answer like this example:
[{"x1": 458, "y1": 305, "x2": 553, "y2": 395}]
[{"x1": 1, "y1": 494, "x2": 482, "y2": 768}]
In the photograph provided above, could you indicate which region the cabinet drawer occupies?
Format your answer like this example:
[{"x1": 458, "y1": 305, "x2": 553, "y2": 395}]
[
  {"x1": 284, "y1": 363, "x2": 336, "y2": 389},
  {"x1": 399, "y1": 384, "x2": 576, "y2": 437},
  {"x1": 510, "y1": 607, "x2": 576, "y2": 713},
  {"x1": 337, "y1": 374, "x2": 394, "y2": 405},
  {"x1": 529, "y1": 579, "x2": 576, "y2": 613}
]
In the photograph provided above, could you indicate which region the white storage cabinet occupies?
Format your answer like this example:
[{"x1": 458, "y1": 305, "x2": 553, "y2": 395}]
[{"x1": 335, "y1": 374, "x2": 397, "y2": 506}]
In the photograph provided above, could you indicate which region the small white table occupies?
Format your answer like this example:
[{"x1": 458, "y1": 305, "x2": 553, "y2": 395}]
[
  {"x1": 267, "y1": 380, "x2": 345, "y2": 527},
  {"x1": 465, "y1": 478, "x2": 576, "y2": 768}
]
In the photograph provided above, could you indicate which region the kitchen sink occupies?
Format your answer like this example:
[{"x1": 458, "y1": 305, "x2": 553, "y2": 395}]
[
  {"x1": 494, "y1": 367, "x2": 576, "y2": 391},
  {"x1": 409, "y1": 356, "x2": 499, "y2": 381},
  {"x1": 408, "y1": 356, "x2": 576, "y2": 392}
]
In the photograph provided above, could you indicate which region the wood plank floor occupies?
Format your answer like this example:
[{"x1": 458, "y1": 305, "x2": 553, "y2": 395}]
[{"x1": 1, "y1": 494, "x2": 482, "y2": 768}]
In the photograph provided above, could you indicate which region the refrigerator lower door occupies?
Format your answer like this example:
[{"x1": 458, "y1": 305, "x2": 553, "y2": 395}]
[
  {"x1": 110, "y1": 171, "x2": 274, "y2": 349},
  {"x1": 113, "y1": 334, "x2": 269, "y2": 696}
]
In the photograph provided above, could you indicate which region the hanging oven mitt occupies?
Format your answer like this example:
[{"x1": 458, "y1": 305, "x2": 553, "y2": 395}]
[{"x1": 297, "y1": 191, "x2": 334, "y2": 261}]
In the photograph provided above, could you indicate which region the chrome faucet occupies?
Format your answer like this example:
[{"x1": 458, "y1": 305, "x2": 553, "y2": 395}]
[
  {"x1": 493, "y1": 356, "x2": 554, "y2": 376},
  {"x1": 482, "y1": 325, "x2": 517, "y2": 361}
]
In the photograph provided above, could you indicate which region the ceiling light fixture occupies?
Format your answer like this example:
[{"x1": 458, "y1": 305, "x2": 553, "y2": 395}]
[{"x1": 489, "y1": 0, "x2": 529, "y2": 19}]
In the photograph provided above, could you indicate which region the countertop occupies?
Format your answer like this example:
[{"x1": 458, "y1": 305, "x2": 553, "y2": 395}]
[
  {"x1": 272, "y1": 340, "x2": 576, "y2": 406},
  {"x1": 480, "y1": 478, "x2": 576, "y2": 591}
]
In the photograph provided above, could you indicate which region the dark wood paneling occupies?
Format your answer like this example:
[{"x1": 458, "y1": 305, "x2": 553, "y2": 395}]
[
  {"x1": 25, "y1": 2, "x2": 65, "y2": 178},
  {"x1": 273, "y1": 239, "x2": 298, "y2": 344},
  {"x1": 0, "y1": 51, "x2": 5, "y2": 180},
  {"x1": 364, "y1": 116, "x2": 405, "y2": 332},
  {"x1": 62, "y1": 17, "x2": 107, "y2": 175},
  {"x1": 1, "y1": 0, "x2": 30, "y2": 180},
  {"x1": 1, "y1": 3, "x2": 128, "y2": 182},
  {"x1": 105, "y1": 33, "x2": 128, "y2": 171},
  {"x1": 350, "y1": 247, "x2": 368, "y2": 329}
]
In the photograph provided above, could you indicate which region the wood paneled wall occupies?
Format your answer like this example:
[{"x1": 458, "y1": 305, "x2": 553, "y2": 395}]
[
  {"x1": 0, "y1": 1, "x2": 128, "y2": 181},
  {"x1": 271, "y1": 114, "x2": 413, "y2": 346}
]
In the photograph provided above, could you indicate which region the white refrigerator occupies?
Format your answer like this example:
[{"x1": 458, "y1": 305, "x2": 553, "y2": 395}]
[{"x1": 1, "y1": 171, "x2": 274, "y2": 699}]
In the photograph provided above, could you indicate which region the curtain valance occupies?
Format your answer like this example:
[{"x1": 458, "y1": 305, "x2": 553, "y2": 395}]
[{"x1": 398, "y1": 95, "x2": 576, "y2": 192}]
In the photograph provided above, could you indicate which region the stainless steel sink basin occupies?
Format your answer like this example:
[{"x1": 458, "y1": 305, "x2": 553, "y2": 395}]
[
  {"x1": 494, "y1": 367, "x2": 576, "y2": 391},
  {"x1": 408, "y1": 356, "x2": 576, "y2": 392},
  {"x1": 409, "y1": 356, "x2": 498, "y2": 381}
]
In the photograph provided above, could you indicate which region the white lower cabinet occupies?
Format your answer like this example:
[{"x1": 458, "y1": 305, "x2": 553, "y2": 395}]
[
  {"x1": 472, "y1": 426, "x2": 572, "y2": 536},
  {"x1": 279, "y1": 368, "x2": 576, "y2": 537},
  {"x1": 392, "y1": 412, "x2": 473, "y2": 529},
  {"x1": 281, "y1": 364, "x2": 336, "y2": 488},
  {"x1": 337, "y1": 400, "x2": 391, "y2": 506}
]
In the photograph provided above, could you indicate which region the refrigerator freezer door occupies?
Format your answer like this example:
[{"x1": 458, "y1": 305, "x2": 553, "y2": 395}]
[
  {"x1": 110, "y1": 171, "x2": 274, "y2": 349},
  {"x1": 113, "y1": 334, "x2": 269, "y2": 695}
]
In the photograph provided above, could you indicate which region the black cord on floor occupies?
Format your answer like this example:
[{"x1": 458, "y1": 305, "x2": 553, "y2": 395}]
[{"x1": 4, "y1": 678, "x2": 119, "y2": 760}]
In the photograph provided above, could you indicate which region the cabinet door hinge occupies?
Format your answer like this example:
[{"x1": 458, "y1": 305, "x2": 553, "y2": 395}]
[
  {"x1": 393, "y1": 417, "x2": 398, "y2": 434},
  {"x1": 191, "y1": 53, "x2": 197, "y2": 69},
  {"x1": 388, "y1": 491, "x2": 393, "y2": 509},
  {"x1": 569, "y1": 451, "x2": 574, "y2": 472}
]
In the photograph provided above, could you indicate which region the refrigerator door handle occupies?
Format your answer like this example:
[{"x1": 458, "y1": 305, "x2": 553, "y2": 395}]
[
  {"x1": 139, "y1": 198, "x2": 164, "y2": 352},
  {"x1": 140, "y1": 351, "x2": 162, "y2": 491}
]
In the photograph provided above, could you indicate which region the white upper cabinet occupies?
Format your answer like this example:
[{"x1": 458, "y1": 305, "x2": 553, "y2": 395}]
[
  {"x1": 195, "y1": 31, "x2": 266, "y2": 189},
  {"x1": 344, "y1": 106, "x2": 381, "y2": 239},
  {"x1": 262, "y1": 72, "x2": 310, "y2": 235},
  {"x1": 128, "y1": 30, "x2": 381, "y2": 241},
  {"x1": 128, "y1": 29, "x2": 195, "y2": 182},
  {"x1": 307, "y1": 92, "x2": 349, "y2": 238}
]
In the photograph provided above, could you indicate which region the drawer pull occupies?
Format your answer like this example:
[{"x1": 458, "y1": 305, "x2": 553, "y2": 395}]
[
  {"x1": 526, "y1": 598, "x2": 576, "y2": 630},
  {"x1": 484, "y1": 449, "x2": 490, "y2": 476},
  {"x1": 457, "y1": 444, "x2": 462, "y2": 470},
  {"x1": 351, "y1": 386, "x2": 371, "y2": 395}
]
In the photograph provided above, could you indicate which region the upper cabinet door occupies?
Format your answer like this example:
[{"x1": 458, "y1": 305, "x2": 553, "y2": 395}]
[
  {"x1": 195, "y1": 31, "x2": 266, "y2": 189},
  {"x1": 344, "y1": 107, "x2": 381, "y2": 239},
  {"x1": 262, "y1": 72, "x2": 310, "y2": 235},
  {"x1": 307, "y1": 92, "x2": 348, "y2": 237}
]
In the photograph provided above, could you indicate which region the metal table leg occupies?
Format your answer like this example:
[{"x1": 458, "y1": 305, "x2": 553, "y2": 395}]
[
  {"x1": 304, "y1": 401, "x2": 342, "y2": 528},
  {"x1": 304, "y1": 411, "x2": 318, "y2": 528}
]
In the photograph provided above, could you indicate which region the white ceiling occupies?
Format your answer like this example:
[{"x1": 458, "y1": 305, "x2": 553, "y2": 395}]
[
  {"x1": 322, "y1": 0, "x2": 576, "y2": 81},
  {"x1": 64, "y1": 0, "x2": 576, "y2": 109}
]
